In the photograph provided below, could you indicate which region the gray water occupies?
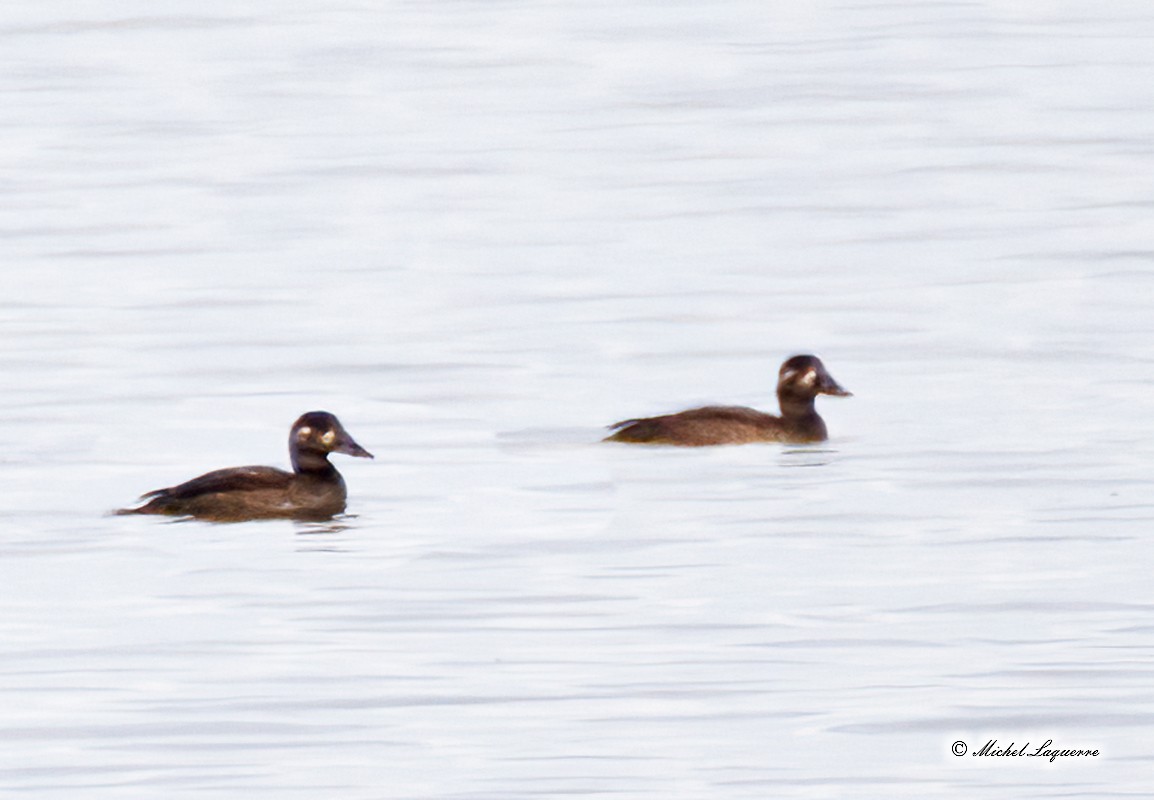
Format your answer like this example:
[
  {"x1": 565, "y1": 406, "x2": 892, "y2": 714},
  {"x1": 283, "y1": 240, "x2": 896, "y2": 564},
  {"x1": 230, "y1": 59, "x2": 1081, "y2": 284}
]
[{"x1": 3, "y1": 2, "x2": 1154, "y2": 797}]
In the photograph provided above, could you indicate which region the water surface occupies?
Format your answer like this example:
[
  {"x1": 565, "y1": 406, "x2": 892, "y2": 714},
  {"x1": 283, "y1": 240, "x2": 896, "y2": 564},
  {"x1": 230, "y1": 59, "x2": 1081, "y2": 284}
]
[{"x1": 3, "y1": 2, "x2": 1154, "y2": 797}]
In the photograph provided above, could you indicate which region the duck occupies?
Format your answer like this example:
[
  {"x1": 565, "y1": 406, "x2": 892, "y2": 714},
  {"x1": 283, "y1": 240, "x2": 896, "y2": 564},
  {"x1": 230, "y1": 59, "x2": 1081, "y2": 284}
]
[
  {"x1": 118, "y1": 411, "x2": 373, "y2": 521},
  {"x1": 605, "y1": 355, "x2": 850, "y2": 446}
]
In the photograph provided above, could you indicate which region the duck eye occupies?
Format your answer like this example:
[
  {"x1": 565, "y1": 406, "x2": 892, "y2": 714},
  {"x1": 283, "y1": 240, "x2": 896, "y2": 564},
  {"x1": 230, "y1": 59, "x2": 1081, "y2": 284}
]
[
  {"x1": 321, "y1": 430, "x2": 336, "y2": 445},
  {"x1": 297, "y1": 426, "x2": 312, "y2": 440},
  {"x1": 801, "y1": 369, "x2": 817, "y2": 386}
]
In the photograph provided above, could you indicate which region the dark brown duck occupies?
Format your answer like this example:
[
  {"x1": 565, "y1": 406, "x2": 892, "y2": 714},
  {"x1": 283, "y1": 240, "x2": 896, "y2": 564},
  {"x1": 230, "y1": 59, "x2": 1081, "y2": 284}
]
[
  {"x1": 119, "y1": 411, "x2": 373, "y2": 522},
  {"x1": 605, "y1": 355, "x2": 851, "y2": 446}
]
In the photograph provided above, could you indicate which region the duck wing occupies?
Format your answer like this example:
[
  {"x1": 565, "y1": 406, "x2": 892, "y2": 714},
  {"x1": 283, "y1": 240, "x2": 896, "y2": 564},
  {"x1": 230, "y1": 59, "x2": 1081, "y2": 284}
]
[
  {"x1": 142, "y1": 466, "x2": 293, "y2": 500},
  {"x1": 607, "y1": 406, "x2": 781, "y2": 445}
]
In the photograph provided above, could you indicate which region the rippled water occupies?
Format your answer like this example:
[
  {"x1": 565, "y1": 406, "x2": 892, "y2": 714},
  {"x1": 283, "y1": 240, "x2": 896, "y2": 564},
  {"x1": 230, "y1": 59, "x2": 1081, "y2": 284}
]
[{"x1": 3, "y1": 2, "x2": 1154, "y2": 797}]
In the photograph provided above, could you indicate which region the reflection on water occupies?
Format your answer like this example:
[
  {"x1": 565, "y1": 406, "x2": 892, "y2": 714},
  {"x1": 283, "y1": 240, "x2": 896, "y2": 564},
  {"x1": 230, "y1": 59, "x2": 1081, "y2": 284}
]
[
  {"x1": 3, "y1": 0, "x2": 1154, "y2": 797},
  {"x1": 779, "y1": 446, "x2": 841, "y2": 467}
]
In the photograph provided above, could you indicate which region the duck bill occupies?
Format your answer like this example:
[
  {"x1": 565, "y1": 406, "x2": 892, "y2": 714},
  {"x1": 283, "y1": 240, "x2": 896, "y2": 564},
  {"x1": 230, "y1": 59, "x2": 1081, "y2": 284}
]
[
  {"x1": 818, "y1": 374, "x2": 852, "y2": 397},
  {"x1": 337, "y1": 437, "x2": 374, "y2": 459}
]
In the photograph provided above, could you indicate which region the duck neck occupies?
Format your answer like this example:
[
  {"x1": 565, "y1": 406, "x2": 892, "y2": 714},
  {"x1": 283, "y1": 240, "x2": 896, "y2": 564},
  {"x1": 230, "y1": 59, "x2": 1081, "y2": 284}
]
[
  {"x1": 777, "y1": 392, "x2": 818, "y2": 421},
  {"x1": 292, "y1": 449, "x2": 337, "y2": 477}
]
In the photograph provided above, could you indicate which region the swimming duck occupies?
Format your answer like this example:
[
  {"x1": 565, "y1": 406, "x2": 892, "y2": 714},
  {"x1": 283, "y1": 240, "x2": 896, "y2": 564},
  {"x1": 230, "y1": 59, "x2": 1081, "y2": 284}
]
[
  {"x1": 119, "y1": 411, "x2": 373, "y2": 521},
  {"x1": 605, "y1": 355, "x2": 850, "y2": 446}
]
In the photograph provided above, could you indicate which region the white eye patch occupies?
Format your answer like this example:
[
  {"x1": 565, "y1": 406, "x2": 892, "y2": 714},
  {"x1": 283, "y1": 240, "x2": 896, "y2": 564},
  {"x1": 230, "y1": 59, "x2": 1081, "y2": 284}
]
[
  {"x1": 800, "y1": 369, "x2": 817, "y2": 386},
  {"x1": 321, "y1": 430, "x2": 336, "y2": 445},
  {"x1": 297, "y1": 426, "x2": 313, "y2": 439},
  {"x1": 780, "y1": 369, "x2": 797, "y2": 382}
]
